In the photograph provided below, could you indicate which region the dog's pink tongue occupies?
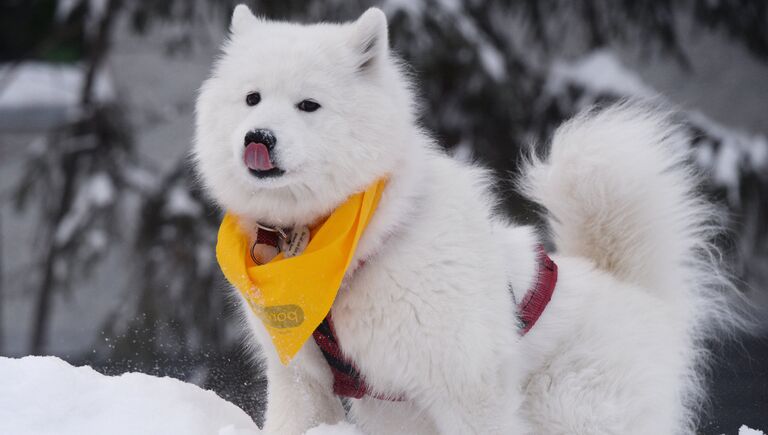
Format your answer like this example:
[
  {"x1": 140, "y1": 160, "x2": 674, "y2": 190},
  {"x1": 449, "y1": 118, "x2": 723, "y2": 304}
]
[{"x1": 244, "y1": 142, "x2": 274, "y2": 171}]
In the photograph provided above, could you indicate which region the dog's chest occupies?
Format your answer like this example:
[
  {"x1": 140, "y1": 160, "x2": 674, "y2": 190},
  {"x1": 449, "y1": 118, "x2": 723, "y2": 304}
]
[
  {"x1": 317, "y1": 201, "x2": 517, "y2": 396},
  {"x1": 327, "y1": 254, "x2": 429, "y2": 393},
  {"x1": 333, "y1": 258, "x2": 405, "y2": 348}
]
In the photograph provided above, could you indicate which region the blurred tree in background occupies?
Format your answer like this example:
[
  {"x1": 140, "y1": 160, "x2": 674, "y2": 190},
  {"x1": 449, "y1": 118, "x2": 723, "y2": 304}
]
[{"x1": 2, "y1": 0, "x2": 767, "y2": 431}]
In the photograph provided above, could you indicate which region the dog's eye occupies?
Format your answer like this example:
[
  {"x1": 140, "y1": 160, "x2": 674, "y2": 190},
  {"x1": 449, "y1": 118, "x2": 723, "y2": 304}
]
[
  {"x1": 245, "y1": 92, "x2": 261, "y2": 107},
  {"x1": 297, "y1": 99, "x2": 321, "y2": 112}
]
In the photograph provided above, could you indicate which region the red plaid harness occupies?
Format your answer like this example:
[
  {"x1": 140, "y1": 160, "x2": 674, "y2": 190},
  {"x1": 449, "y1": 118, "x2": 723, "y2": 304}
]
[{"x1": 312, "y1": 245, "x2": 558, "y2": 401}]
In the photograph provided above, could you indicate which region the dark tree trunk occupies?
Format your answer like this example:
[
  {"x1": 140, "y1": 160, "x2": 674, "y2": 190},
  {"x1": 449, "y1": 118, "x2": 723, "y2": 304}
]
[{"x1": 29, "y1": 0, "x2": 122, "y2": 354}]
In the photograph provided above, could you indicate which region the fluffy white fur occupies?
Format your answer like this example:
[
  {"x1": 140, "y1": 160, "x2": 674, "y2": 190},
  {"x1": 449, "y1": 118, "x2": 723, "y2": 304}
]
[{"x1": 194, "y1": 6, "x2": 730, "y2": 434}]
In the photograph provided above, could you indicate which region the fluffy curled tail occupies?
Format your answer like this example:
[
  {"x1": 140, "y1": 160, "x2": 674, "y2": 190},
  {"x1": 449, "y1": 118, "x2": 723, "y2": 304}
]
[
  {"x1": 520, "y1": 102, "x2": 733, "y2": 313},
  {"x1": 521, "y1": 101, "x2": 744, "y2": 433}
]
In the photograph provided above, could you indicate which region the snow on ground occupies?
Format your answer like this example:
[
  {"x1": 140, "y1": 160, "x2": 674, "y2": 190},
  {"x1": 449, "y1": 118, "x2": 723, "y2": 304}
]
[
  {"x1": 0, "y1": 356, "x2": 259, "y2": 435},
  {"x1": 0, "y1": 356, "x2": 364, "y2": 435},
  {"x1": 305, "y1": 423, "x2": 365, "y2": 435},
  {"x1": 0, "y1": 355, "x2": 763, "y2": 434}
]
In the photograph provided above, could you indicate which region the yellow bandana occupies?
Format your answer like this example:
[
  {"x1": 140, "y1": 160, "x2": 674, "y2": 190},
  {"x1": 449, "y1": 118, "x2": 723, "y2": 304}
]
[{"x1": 216, "y1": 179, "x2": 386, "y2": 364}]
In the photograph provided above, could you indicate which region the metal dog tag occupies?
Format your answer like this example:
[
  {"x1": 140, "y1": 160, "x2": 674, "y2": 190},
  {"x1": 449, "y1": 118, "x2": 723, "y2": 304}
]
[{"x1": 281, "y1": 226, "x2": 310, "y2": 257}]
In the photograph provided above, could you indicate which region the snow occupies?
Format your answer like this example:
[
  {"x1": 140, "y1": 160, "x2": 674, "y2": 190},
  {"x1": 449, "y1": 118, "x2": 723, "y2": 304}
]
[
  {"x1": 55, "y1": 0, "x2": 109, "y2": 28},
  {"x1": 687, "y1": 110, "x2": 768, "y2": 204},
  {"x1": 165, "y1": 184, "x2": 203, "y2": 217},
  {"x1": 88, "y1": 172, "x2": 116, "y2": 206},
  {"x1": 456, "y1": 20, "x2": 506, "y2": 80},
  {"x1": 305, "y1": 423, "x2": 365, "y2": 435},
  {"x1": 1, "y1": 355, "x2": 760, "y2": 435},
  {"x1": 748, "y1": 136, "x2": 768, "y2": 170},
  {"x1": 713, "y1": 139, "x2": 741, "y2": 195},
  {"x1": 54, "y1": 206, "x2": 84, "y2": 246},
  {"x1": 123, "y1": 165, "x2": 159, "y2": 192},
  {"x1": 478, "y1": 44, "x2": 506, "y2": 81},
  {"x1": 0, "y1": 356, "x2": 259, "y2": 435},
  {"x1": 548, "y1": 50, "x2": 656, "y2": 98},
  {"x1": 54, "y1": 173, "x2": 115, "y2": 246},
  {"x1": 0, "y1": 356, "x2": 364, "y2": 435},
  {"x1": 740, "y1": 426, "x2": 766, "y2": 435},
  {"x1": 0, "y1": 62, "x2": 114, "y2": 109},
  {"x1": 56, "y1": 0, "x2": 80, "y2": 21},
  {"x1": 451, "y1": 141, "x2": 474, "y2": 163},
  {"x1": 688, "y1": 110, "x2": 768, "y2": 173}
]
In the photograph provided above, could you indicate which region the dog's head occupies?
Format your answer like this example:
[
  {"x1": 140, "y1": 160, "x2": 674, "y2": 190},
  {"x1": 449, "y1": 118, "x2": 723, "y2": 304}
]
[{"x1": 194, "y1": 5, "x2": 414, "y2": 226}]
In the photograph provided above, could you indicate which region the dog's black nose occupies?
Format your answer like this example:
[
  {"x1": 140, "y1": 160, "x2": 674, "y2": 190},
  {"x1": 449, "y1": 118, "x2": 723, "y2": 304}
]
[{"x1": 244, "y1": 129, "x2": 277, "y2": 150}]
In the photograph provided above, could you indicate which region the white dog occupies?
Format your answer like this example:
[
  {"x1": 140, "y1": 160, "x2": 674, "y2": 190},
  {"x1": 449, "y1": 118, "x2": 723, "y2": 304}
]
[{"x1": 194, "y1": 5, "x2": 731, "y2": 434}]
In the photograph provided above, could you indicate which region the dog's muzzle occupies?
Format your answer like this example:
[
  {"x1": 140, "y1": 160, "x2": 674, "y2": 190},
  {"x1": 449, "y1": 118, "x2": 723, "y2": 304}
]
[{"x1": 243, "y1": 129, "x2": 284, "y2": 178}]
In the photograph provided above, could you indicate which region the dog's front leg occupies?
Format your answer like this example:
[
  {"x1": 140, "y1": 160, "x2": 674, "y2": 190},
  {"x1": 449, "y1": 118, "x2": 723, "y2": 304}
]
[
  {"x1": 262, "y1": 347, "x2": 345, "y2": 435},
  {"x1": 240, "y1": 299, "x2": 344, "y2": 434},
  {"x1": 424, "y1": 383, "x2": 530, "y2": 435},
  {"x1": 395, "y1": 315, "x2": 530, "y2": 434}
]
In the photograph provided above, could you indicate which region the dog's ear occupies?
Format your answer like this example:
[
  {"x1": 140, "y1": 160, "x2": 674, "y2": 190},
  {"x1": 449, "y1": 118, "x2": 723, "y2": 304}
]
[
  {"x1": 351, "y1": 8, "x2": 389, "y2": 73},
  {"x1": 231, "y1": 4, "x2": 258, "y2": 34}
]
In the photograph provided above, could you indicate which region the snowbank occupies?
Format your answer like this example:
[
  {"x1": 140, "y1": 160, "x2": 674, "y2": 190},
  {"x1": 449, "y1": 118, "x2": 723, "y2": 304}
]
[
  {"x1": 740, "y1": 425, "x2": 767, "y2": 435},
  {"x1": 1, "y1": 356, "x2": 759, "y2": 435},
  {"x1": 0, "y1": 356, "x2": 259, "y2": 435},
  {"x1": 0, "y1": 356, "x2": 363, "y2": 435}
]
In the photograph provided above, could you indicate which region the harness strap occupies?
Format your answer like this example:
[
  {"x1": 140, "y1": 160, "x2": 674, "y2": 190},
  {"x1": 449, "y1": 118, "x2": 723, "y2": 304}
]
[
  {"x1": 518, "y1": 245, "x2": 558, "y2": 334},
  {"x1": 312, "y1": 316, "x2": 368, "y2": 399}
]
